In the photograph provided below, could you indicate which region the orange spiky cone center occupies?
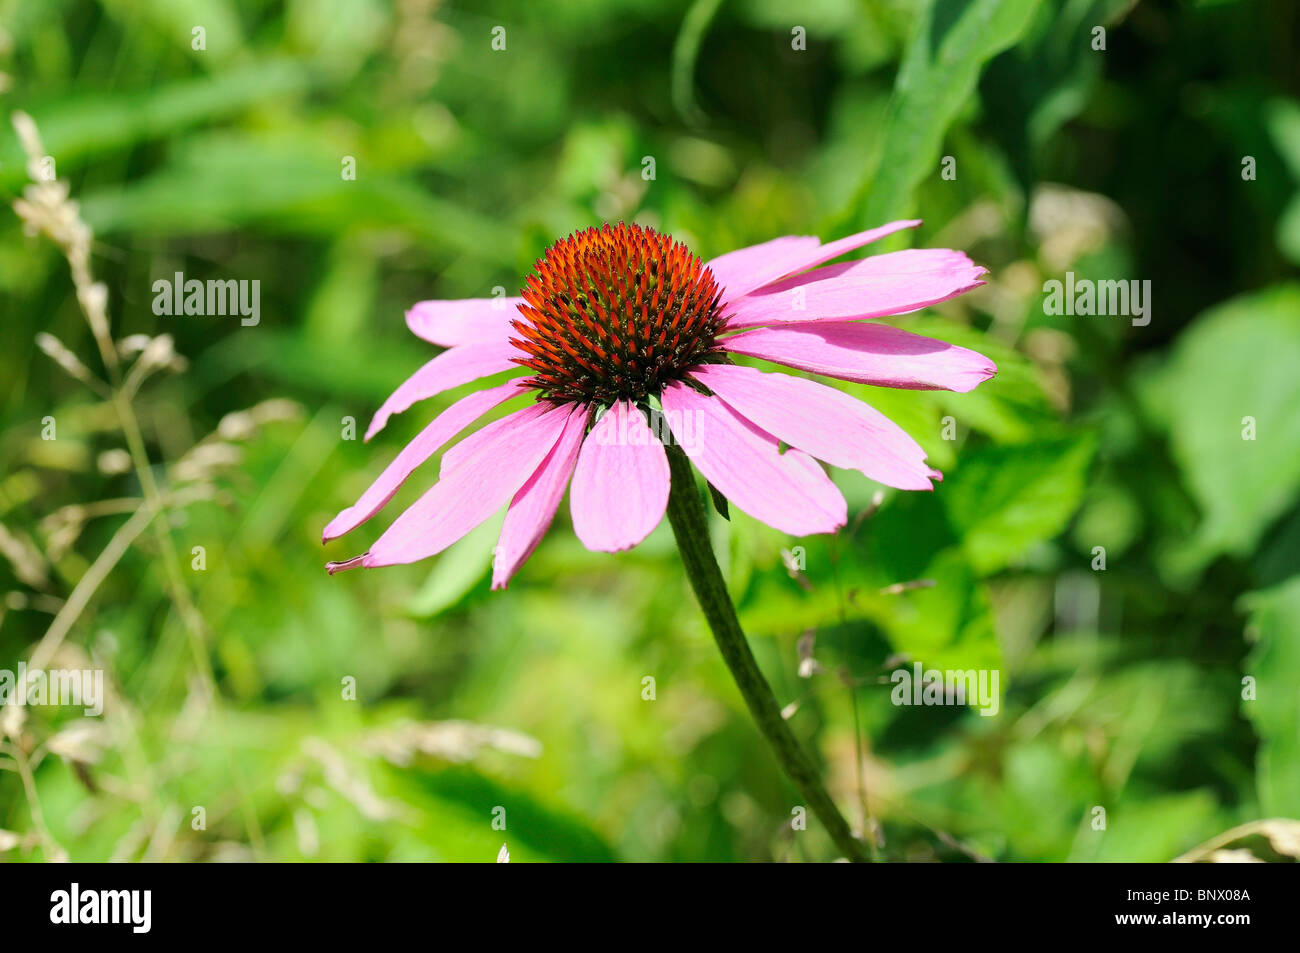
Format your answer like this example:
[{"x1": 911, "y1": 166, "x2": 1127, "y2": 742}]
[{"x1": 510, "y1": 223, "x2": 728, "y2": 405}]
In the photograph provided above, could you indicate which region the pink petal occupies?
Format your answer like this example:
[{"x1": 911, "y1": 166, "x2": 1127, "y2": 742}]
[
  {"x1": 721, "y1": 321, "x2": 997, "y2": 393},
  {"x1": 491, "y1": 406, "x2": 590, "y2": 589},
  {"x1": 323, "y1": 379, "x2": 526, "y2": 543},
  {"x1": 406, "y1": 297, "x2": 522, "y2": 347},
  {"x1": 747, "y1": 248, "x2": 983, "y2": 297},
  {"x1": 347, "y1": 402, "x2": 576, "y2": 569},
  {"x1": 724, "y1": 258, "x2": 987, "y2": 329},
  {"x1": 366, "y1": 338, "x2": 523, "y2": 441},
  {"x1": 707, "y1": 220, "x2": 921, "y2": 302},
  {"x1": 690, "y1": 363, "x2": 938, "y2": 491},
  {"x1": 815, "y1": 248, "x2": 978, "y2": 279},
  {"x1": 568, "y1": 401, "x2": 670, "y2": 552},
  {"x1": 779, "y1": 220, "x2": 926, "y2": 276},
  {"x1": 660, "y1": 383, "x2": 847, "y2": 535},
  {"x1": 706, "y1": 237, "x2": 820, "y2": 302}
]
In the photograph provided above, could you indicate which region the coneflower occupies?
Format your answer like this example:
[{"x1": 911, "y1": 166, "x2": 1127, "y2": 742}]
[{"x1": 326, "y1": 220, "x2": 995, "y2": 861}]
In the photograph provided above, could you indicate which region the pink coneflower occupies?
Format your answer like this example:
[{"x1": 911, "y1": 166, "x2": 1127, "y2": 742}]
[
  {"x1": 326, "y1": 218, "x2": 995, "y2": 862},
  {"x1": 325, "y1": 219, "x2": 994, "y2": 587}
]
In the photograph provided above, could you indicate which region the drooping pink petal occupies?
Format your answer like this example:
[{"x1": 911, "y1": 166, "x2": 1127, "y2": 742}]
[
  {"x1": 568, "y1": 400, "x2": 670, "y2": 552},
  {"x1": 406, "y1": 297, "x2": 523, "y2": 347},
  {"x1": 724, "y1": 257, "x2": 987, "y2": 329},
  {"x1": 491, "y1": 406, "x2": 590, "y2": 589},
  {"x1": 707, "y1": 220, "x2": 921, "y2": 302},
  {"x1": 365, "y1": 338, "x2": 524, "y2": 441},
  {"x1": 340, "y1": 402, "x2": 576, "y2": 570},
  {"x1": 324, "y1": 379, "x2": 527, "y2": 543},
  {"x1": 660, "y1": 383, "x2": 847, "y2": 535},
  {"x1": 720, "y1": 321, "x2": 996, "y2": 393},
  {"x1": 689, "y1": 364, "x2": 939, "y2": 491}
]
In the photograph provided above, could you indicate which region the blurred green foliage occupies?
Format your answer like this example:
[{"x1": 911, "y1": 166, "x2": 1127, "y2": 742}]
[{"x1": 0, "y1": 0, "x2": 1297, "y2": 862}]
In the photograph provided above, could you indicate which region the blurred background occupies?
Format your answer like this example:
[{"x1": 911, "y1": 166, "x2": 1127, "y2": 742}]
[{"x1": 1, "y1": 0, "x2": 1298, "y2": 862}]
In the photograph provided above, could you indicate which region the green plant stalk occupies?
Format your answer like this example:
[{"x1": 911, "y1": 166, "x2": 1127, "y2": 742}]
[{"x1": 663, "y1": 444, "x2": 869, "y2": 862}]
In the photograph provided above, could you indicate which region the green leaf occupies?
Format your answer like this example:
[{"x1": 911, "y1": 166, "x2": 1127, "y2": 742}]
[
  {"x1": 406, "y1": 513, "x2": 501, "y2": 619},
  {"x1": 707, "y1": 481, "x2": 730, "y2": 521},
  {"x1": 1241, "y1": 577, "x2": 1300, "y2": 817},
  {"x1": 100, "y1": 0, "x2": 246, "y2": 61},
  {"x1": 0, "y1": 61, "x2": 312, "y2": 187},
  {"x1": 392, "y1": 767, "x2": 618, "y2": 862},
  {"x1": 853, "y1": 0, "x2": 1044, "y2": 227},
  {"x1": 76, "y1": 131, "x2": 517, "y2": 261},
  {"x1": 671, "y1": 0, "x2": 726, "y2": 126},
  {"x1": 1085, "y1": 792, "x2": 1220, "y2": 863},
  {"x1": 739, "y1": 492, "x2": 1004, "y2": 674},
  {"x1": 1140, "y1": 284, "x2": 1300, "y2": 572},
  {"x1": 940, "y1": 435, "x2": 1096, "y2": 574},
  {"x1": 875, "y1": 549, "x2": 1002, "y2": 673},
  {"x1": 1266, "y1": 99, "x2": 1300, "y2": 264}
]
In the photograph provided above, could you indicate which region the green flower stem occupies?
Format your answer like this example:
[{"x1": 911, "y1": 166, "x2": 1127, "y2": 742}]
[{"x1": 663, "y1": 444, "x2": 869, "y2": 863}]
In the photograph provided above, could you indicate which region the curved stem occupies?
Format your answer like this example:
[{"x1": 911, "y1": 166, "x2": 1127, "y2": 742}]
[{"x1": 663, "y1": 444, "x2": 869, "y2": 862}]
